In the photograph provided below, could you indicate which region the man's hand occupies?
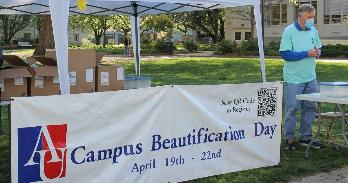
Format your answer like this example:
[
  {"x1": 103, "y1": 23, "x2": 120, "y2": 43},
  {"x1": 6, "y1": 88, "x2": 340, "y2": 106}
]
[
  {"x1": 316, "y1": 48, "x2": 321, "y2": 57},
  {"x1": 308, "y1": 49, "x2": 321, "y2": 58}
]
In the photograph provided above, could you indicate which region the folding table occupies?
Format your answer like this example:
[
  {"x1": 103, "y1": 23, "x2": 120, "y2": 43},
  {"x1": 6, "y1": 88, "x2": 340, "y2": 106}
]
[{"x1": 296, "y1": 93, "x2": 348, "y2": 158}]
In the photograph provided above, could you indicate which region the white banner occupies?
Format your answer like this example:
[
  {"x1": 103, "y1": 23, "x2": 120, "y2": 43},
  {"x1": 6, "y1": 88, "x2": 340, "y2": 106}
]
[{"x1": 11, "y1": 82, "x2": 283, "y2": 183}]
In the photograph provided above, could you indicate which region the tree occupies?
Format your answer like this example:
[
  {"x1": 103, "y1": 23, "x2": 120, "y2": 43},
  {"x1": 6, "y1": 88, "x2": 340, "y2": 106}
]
[
  {"x1": 112, "y1": 15, "x2": 174, "y2": 44},
  {"x1": 112, "y1": 15, "x2": 131, "y2": 46},
  {"x1": 141, "y1": 15, "x2": 174, "y2": 41},
  {"x1": 69, "y1": 15, "x2": 113, "y2": 46},
  {"x1": 228, "y1": 6, "x2": 255, "y2": 40},
  {"x1": 0, "y1": 15, "x2": 32, "y2": 45},
  {"x1": 33, "y1": 16, "x2": 55, "y2": 56},
  {"x1": 172, "y1": 9, "x2": 225, "y2": 43}
]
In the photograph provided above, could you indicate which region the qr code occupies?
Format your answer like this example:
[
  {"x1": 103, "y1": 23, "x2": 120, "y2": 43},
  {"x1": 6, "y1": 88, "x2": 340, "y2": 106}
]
[{"x1": 257, "y1": 88, "x2": 277, "y2": 117}]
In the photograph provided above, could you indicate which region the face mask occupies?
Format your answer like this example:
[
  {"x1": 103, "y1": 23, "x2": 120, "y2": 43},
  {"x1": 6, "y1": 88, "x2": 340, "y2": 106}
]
[{"x1": 306, "y1": 18, "x2": 315, "y2": 28}]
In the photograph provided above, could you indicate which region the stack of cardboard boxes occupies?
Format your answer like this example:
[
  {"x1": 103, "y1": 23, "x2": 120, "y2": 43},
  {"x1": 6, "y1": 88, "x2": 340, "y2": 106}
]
[
  {"x1": 96, "y1": 64, "x2": 125, "y2": 92},
  {"x1": 44, "y1": 49, "x2": 125, "y2": 93},
  {"x1": 44, "y1": 49, "x2": 97, "y2": 94},
  {"x1": 0, "y1": 49, "x2": 125, "y2": 100},
  {"x1": 0, "y1": 67, "x2": 33, "y2": 100},
  {"x1": 29, "y1": 64, "x2": 60, "y2": 96},
  {"x1": 0, "y1": 55, "x2": 33, "y2": 100}
]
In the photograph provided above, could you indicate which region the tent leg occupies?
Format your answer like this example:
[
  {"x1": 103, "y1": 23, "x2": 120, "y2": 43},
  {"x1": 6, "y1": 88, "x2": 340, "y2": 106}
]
[
  {"x1": 131, "y1": 2, "x2": 141, "y2": 76},
  {"x1": 134, "y1": 15, "x2": 141, "y2": 76},
  {"x1": 49, "y1": 0, "x2": 71, "y2": 94},
  {"x1": 254, "y1": 0, "x2": 267, "y2": 83}
]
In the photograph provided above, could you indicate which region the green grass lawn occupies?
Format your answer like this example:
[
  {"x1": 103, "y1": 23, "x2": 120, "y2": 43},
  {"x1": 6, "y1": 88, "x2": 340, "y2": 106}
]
[
  {"x1": 1, "y1": 58, "x2": 348, "y2": 183},
  {"x1": 3, "y1": 49, "x2": 34, "y2": 55}
]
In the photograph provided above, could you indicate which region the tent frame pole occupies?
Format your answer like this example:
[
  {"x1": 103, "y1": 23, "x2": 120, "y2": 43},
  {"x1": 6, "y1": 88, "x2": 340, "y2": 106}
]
[
  {"x1": 132, "y1": 1, "x2": 141, "y2": 76},
  {"x1": 253, "y1": 0, "x2": 267, "y2": 83},
  {"x1": 261, "y1": 0, "x2": 265, "y2": 49}
]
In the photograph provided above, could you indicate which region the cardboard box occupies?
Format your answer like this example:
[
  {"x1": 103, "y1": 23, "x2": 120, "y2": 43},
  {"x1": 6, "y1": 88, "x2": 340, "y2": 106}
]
[
  {"x1": 32, "y1": 56, "x2": 57, "y2": 66},
  {"x1": 0, "y1": 67, "x2": 32, "y2": 100},
  {"x1": 29, "y1": 65, "x2": 96, "y2": 95},
  {"x1": 45, "y1": 49, "x2": 98, "y2": 67},
  {"x1": 96, "y1": 52, "x2": 106, "y2": 65},
  {"x1": 30, "y1": 66, "x2": 60, "y2": 96},
  {"x1": 96, "y1": 65, "x2": 125, "y2": 92},
  {"x1": 32, "y1": 50, "x2": 103, "y2": 95},
  {"x1": 3, "y1": 55, "x2": 30, "y2": 67},
  {"x1": 70, "y1": 66, "x2": 96, "y2": 94}
]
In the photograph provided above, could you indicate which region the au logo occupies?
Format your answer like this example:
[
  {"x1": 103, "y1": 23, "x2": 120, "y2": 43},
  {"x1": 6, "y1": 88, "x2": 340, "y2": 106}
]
[{"x1": 18, "y1": 124, "x2": 67, "y2": 183}]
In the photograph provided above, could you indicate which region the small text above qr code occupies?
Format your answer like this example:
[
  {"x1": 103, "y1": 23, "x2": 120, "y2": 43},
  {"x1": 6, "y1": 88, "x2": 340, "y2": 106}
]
[{"x1": 257, "y1": 88, "x2": 277, "y2": 117}]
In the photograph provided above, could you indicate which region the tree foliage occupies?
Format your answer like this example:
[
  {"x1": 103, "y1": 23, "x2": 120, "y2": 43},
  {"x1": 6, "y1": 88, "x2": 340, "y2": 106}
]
[
  {"x1": 172, "y1": 9, "x2": 225, "y2": 43},
  {"x1": 141, "y1": 15, "x2": 174, "y2": 41},
  {"x1": 68, "y1": 14, "x2": 174, "y2": 45},
  {"x1": 0, "y1": 15, "x2": 32, "y2": 45},
  {"x1": 69, "y1": 15, "x2": 115, "y2": 45}
]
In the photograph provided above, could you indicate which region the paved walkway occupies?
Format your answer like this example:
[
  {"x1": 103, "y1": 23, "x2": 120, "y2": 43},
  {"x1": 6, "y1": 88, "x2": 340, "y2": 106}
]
[
  {"x1": 289, "y1": 167, "x2": 348, "y2": 183},
  {"x1": 317, "y1": 59, "x2": 348, "y2": 63},
  {"x1": 102, "y1": 51, "x2": 217, "y2": 62}
]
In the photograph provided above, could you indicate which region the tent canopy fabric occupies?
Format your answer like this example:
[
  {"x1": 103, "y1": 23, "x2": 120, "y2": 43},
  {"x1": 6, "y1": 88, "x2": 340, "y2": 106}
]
[
  {"x1": 0, "y1": 0, "x2": 254, "y2": 15},
  {"x1": 0, "y1": 0, "x2": 266, "y2": 95}
]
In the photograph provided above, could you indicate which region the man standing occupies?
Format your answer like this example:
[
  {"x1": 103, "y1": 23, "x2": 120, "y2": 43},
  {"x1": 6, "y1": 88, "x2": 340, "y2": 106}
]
[{"x1": 279, "y1": 4, "x2": 322, "y2": 150}]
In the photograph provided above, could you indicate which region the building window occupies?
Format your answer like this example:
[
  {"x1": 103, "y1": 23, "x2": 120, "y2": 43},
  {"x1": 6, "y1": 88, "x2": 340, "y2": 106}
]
[
  {"x1": 235, "y1": 32, "x2": 241, "y2": 40},
  {"x1": 23, "y1": 33, "x2": 31, "y2": 41},
  {"x1": 106, "y1": 33, "x2": 115, "y2": 44},
  {"x1": 74, "y1": 34, "x2": 79, "y2": 42},
  {"x1": 281, "y1": 4, "x2": 287, "y2": 23},
  {"x1": 324, "y1": 0, "x2": 348, "y2": 24},
  {"x1": 271, "y1": 4, "x2": 281, "y2": 25},
  {"x1": 245, "y1": 32, "x2": 252, "y2": 40},
  {"x1": 264, "y1": 0, "x2": 288, "y2": 25},
  {"x1": 297, "y1": 0, "x2": 318, "y2": 24}
]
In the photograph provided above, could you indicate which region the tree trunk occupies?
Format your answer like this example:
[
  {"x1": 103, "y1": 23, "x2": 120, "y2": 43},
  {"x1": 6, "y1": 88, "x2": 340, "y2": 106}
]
[
  {"x1": 95, "y1": 34, "x2": 102, "y2": 45},
  {"x1": 103, "y1": 32, "x2": 107, "y2": 48},
  {"x1": 210, "y1": 28, "x2": 219, "y2": 43},
  {"x1": 3, "y1": 25, "x2": 13, "y2": 45},
  {"x1": 33, "y1": 16, "x2": 55, "y2": 56},
  {"x1": 101, "y1": 17, "x2": 108, "y2": 48},
  {"x1": 123, "y1": 31, "x2": 129, "y2": 45},
  {"x1": 219, "y1": 16, "x2": 225, "y2": 41},
  {"x1": 3, "y1": 24, "x2": 10, "y2": 44},
  {"x1": 3, "y1": 38, "x2": 11, "y2": 45},
  {"x1": 214, "y1": 27, "x2": 219, "y2": 43},
  {"x1": 123, "y1": 31, "x2": 129, "y2": 55}
]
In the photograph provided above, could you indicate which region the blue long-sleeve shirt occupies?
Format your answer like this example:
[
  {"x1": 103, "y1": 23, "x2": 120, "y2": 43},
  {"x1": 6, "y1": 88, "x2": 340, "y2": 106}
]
[
  {"x1": 279, "y1": 21, "x2": 322, "y2": 84},
  {"x1": 280, "y1": 50, "x2": 308, "y2": 61}
]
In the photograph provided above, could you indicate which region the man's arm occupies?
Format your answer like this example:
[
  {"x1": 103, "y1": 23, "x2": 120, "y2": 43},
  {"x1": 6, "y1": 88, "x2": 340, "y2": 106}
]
[
  {"x1": 281, "y1": 49, "x2": 321, "y2": 61},
  {"x1": 279, "y1": 27, "x2": 320, "y2": 61},
  {"x1": 280, "y1": 50, "x2": 308, "y2": 61}
]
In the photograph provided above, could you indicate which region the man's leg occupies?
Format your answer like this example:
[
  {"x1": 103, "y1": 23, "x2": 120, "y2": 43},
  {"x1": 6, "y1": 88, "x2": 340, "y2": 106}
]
[
  {"x1": 300, "y1": 79, "x2": 319, "y2": 142},
  {"x1": 284, "y1": 82, "x2": 305, "y2": 142}
]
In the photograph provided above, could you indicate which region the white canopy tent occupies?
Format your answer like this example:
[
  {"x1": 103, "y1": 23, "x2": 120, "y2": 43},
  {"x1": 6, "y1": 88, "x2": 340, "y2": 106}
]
[{"x1": 0, "y1": 0, "x2": 266, "y2": 94}]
